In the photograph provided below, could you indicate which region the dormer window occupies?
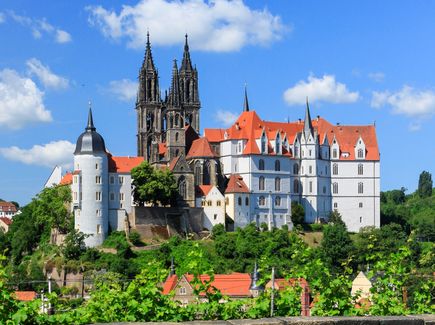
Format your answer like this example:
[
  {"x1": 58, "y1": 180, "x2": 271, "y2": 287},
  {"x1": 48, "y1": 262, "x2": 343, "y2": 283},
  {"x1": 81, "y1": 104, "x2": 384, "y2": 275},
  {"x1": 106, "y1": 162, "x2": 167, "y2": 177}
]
[
  {"x1": 358, "y1": 149, "x2": 364, "y2": 159},
  {"x1": 261, "y1": 132, "x2": 267, "y2": 154},
  {"x1": 332, "y1": 149, "x2": 338, "y2": 159},
  {"x1": 275, "y1": 133, "x2": 281, "y2": 154}
]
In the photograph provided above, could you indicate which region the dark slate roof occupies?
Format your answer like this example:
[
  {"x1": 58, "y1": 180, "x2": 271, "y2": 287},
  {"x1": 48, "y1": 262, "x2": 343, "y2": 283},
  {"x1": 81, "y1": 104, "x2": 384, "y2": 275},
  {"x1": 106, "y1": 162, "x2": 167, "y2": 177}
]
[{"x1": 74, "y1": 109, "x2": 107, "y2": 155}]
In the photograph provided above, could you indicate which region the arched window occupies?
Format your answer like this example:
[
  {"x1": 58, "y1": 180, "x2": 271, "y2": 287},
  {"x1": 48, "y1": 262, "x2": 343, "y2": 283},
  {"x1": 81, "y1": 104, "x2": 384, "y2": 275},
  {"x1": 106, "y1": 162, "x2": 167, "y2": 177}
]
[
  {"x1": 203, "y1": 161, "x2": 211, "y2": 185},
  {"x1": 245, "y1": 197, "x2": 249, "y2": 206},
  {"x1": 333, "y1": 182, "x2": 338, "y2": 194},
  {"x1": 169, "y1": 115, "x2": 174, "y2": 128},
  {"x1": 259, "y1": 176, "x2": 265, "y2": 190},
  {"x1": 175, "y1": 114, "x2": 180, "y2": 127},
  {"x1": 333, "y1": 163, "x2": 338, "y2": 175},
  {"x1": 275, "y1": 160, "x2": 280, "y2": 171},
  {"x1": 178, "y1": 177, "x2": 187, "y2": 199},
  {"x1": 294, "y1": 146, "x2": 299, "y2": 158},
  {"x1": 259, "y1": 196, "x2": 265, "y2": 206},
  {"x1": 194, "y1": 162, "x2": 201, "y2": 185},
  {"x1": 275, "y1": 134, "x2": 281, "y2": 154},
  {"x1": 175, "y1": 132, "x2": 179, "y2": 142},
  {"x1": 358, "y1": 149, "x2": 364, "y2": 158},
  {"x1": 358, "y1": 163, "x2": 363, "y2": 175},
  {"x1": 332, "y1": 149, "x2": 338, "y2": 159},
  {"x1": 259, "y1": 159, "x2": 265, "y2": 170},
  {"x1": 275, "y1": 196, "x2": 281, "y2": 206},
  {"x1": 293, "y1": 163, "x2": 299, "y2": 175},
  {"x1": 275, "y1": 177, "x2": 281, "y2": 191},
  {"x1": 358, "y1": 182, "x2": 364, "y2": 194},
  {"x1": 261, "y1": 133, "x2": 267, "y2": 153},
  {"x1": 294, "y1": 179, "x2": 299, "y2": 194},
  {"x1": 238, "y1": 197, "x2": 242, "y2": 206}
]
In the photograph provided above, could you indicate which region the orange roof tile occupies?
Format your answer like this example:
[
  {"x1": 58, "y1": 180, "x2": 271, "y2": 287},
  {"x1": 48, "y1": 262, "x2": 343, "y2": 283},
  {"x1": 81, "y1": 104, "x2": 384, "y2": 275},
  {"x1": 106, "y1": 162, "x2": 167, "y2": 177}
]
[
  {"x1": 162, "y1": 274, "x2": 179, "y2": 295},
  {"x1": 108, "y1": 156, "x2": 144, "y2": 173},
  {"x1": 185, "y1": 273, "x2": 252, "y2": 296},
  {"x1": 204, "y1": 128, "x2": 226, "y2": 142},
  {"x1": 59, "y1": 173, "x2": 72, "y2": 185},
  {"x1": 0, "y1": 217, "x2": 12, "y2": 225},
  {"x1": 196, "y1": 185, "x2": 213, "y2": 197},
  {"x1": 168, "y1": 156, "x2": 180, "y2": 171},
  {"x1": 14, "y1": 291, "x2": 37, "y2": 301},
  {"x1": 159, "y1": 143, "x2": 167, "y2": 155},
  {"x1": 225, "y1": 174, "x2": 250, "y2": 194},
  {"x1": 186, "y1": 138, "x2": 216, "y2": 159}
]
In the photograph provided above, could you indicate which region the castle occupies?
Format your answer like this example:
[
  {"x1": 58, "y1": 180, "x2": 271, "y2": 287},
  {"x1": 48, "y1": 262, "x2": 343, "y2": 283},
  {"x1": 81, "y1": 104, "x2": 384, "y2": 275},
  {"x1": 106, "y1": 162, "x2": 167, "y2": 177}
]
[{"x1": 65, "y1": 34, "x2": 380, "y2": 247}]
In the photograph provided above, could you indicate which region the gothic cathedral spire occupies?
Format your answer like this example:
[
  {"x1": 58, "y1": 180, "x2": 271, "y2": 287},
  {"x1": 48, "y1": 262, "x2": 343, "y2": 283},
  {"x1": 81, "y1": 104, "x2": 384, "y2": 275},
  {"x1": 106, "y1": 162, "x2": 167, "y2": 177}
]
[
  {"x1": 168, "y1": 59, "x2": 181, "y2": 108},
  {"x1": 304, "y1": 97, "x2": 314, "y2": 139},
  {"x1": 243, "y1": 85, "x2": 250, "y2": 112}
]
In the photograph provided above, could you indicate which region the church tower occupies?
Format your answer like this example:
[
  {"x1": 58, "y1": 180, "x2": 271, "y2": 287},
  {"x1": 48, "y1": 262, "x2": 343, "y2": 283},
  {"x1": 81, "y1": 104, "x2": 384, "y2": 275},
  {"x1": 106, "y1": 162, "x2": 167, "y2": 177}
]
[
  {"x1": 179, "y1": 34, "x2": 200, "y2": 133},
  {"x1": 136, "y1": 32, "x2": 162, "y2": 161}
]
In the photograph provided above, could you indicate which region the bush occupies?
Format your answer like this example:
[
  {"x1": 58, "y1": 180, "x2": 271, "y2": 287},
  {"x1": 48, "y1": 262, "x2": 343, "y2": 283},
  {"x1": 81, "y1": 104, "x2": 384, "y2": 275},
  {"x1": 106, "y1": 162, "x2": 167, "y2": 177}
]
[
  {"x1": 102, "y1": 231, "x2": 128, "y2": 248},
  {"x1": 309, "y1": 223, "x2": 324, "y2": 232},
  {"x1": 129, "y1": 232, "x2": 142, "y2": 246}
]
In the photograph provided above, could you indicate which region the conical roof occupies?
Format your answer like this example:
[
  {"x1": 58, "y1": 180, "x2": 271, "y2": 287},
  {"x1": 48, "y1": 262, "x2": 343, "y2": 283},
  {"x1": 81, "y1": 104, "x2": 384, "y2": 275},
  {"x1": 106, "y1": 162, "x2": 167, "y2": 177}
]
[{"x1": 74, "y1": 109, "x2": 107, "y2": 155}]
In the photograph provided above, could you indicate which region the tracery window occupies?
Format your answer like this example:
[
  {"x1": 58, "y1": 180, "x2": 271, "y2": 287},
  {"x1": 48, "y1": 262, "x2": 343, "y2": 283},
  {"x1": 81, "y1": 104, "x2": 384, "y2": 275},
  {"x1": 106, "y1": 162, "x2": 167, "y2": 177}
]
[{"x1": 259, "y1": 176, "x2": 265, "y2": 190}]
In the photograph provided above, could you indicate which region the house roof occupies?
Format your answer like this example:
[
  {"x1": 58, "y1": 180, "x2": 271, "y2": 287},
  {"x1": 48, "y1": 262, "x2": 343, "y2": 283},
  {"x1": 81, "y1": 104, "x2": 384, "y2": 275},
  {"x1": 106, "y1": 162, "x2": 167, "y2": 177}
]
[
  {"x1": 163, "y1": 273, "x2": 253, "y2": 297},
  {"x1": 196, "y1": 185, "x2": 213, "y2": 197},
  {"x1": 0, "y1": 217, "x2": 12, "y2": 225},
  {"x1": 203, "y1": 128, "x2": 225, "y2": 142},
  {"x1": 0, "y1": 201, "x2": 17, "y2": 212},
  {"x1": 186, "y1": 137, "x2": 216, "y2": 159},
  {"x1": 59, "y1": 172, "x2": 73, "y2": 185},
  {"x1": 168, "y1": 156, "x2": 180, "y2": 171},
  {"x1": 108, "y1": 156, "x2": 144, "y2": 173},
  {"x1": 14, "y1": 291, "x2": 37, "y2": 301},
  {"x1": 225, "y1": 174, "x2": 249, "y2": 194}
]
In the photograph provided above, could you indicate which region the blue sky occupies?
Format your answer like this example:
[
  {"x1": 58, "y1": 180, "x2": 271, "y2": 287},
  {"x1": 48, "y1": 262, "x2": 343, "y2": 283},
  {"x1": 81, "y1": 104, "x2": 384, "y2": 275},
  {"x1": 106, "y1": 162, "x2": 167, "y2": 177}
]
[{"x1": 0, "y1": 0, "x2": 434, "y2": 205}]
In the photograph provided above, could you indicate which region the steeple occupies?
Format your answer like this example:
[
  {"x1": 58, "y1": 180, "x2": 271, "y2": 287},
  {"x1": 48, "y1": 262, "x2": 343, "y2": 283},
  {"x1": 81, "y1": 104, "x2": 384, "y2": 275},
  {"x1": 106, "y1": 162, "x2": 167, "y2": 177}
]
[
  {"x1": 304, "y1": 97, "x2": 314, "y2": 139},
  {"x1": 86, "y1": 106, "x2": 96, "y2": 131},
  {"x1": 142, "y1": 31, "x2": 156, "y2": 71},
  {"x1": 243, "y1": 84, "x2": 250, "y2": 112},
  {"x1": 168, "y1": 59, "x2": 181, "y2": 107},
  {"x1": 180, "y1": 34, "x2": 193, "y2": 71}
]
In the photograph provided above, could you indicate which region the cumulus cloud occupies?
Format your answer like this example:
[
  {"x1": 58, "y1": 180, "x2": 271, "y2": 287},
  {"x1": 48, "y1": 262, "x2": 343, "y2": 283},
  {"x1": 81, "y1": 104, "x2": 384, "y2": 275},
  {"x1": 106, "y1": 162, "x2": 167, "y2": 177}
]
[
  {"x1": 86, "y1": 0, "x2": 287, "y2": 52},
  {"x1": 368, "y1": 72, "x2": 385, "y2": 83},
  {"x1": 283, "y1": 74, "x2": 360, "y2": 105},
  {"x1": 371, "y1": 86, "x2": 435, "y2": 117},
  {"x1": 26, "y1": 58, "x2": 69, "y2": 89},
  {"x1": 0, "y1": 68, "x2": 52, "y2": 129},
  {"x1": 108, "y1": 79, "x2": 138, "y2": 101},
  {"x1": 7, "y1": 11, "x2": 72, "y2": 43},
  {"x1": 215, "y1": 109, "x2": 238, "y2": 126},
  {"x1": 0, "y1": 140, "x2": 75, "y2": 169}
]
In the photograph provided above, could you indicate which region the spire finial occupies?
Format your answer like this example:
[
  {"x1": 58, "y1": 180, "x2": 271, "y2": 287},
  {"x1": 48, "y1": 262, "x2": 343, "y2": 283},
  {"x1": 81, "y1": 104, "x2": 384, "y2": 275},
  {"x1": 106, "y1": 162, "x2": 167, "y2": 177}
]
[
  {"x1": 86, "y1": 105, "x2": 96, "y2": 132},
  {"x1": 243, "y1": 83, "x2": 250, "y2": 112},
  {"x1": 185, "y1": 33, "x2": 188, "y2": 49},
  {"x1": 146, "y1": 29, "x2": 150, "y2": 46}
]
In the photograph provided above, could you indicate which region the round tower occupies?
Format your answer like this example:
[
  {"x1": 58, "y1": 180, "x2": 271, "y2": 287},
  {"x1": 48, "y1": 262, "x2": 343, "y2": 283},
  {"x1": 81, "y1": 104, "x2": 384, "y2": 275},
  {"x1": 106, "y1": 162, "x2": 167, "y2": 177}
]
[{"x1": 73, "y1": 108, "x2": 109, "y2": 247}]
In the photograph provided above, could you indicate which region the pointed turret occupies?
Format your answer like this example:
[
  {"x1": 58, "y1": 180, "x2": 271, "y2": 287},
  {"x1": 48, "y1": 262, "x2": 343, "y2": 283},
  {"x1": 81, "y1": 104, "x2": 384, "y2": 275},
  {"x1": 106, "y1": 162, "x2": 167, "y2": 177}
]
[
  {"x1": 304, "y1": 97, "x2": 314, "y2": 139},
  {"x1": 168, "y1": 59, "x2": 181, "y2": 107},
  {"x1": 180, "y1": 34, "x2": 193, "y2": 71},
  {"x1": 141, "y1": 31, "x2": 156, "y2": 72},
  {"x1": 243, "y1": 85, "x2": 250, "y2": 112},
  {"x1": 86, "y1": 107, "x2": 96, "y2": 131}
]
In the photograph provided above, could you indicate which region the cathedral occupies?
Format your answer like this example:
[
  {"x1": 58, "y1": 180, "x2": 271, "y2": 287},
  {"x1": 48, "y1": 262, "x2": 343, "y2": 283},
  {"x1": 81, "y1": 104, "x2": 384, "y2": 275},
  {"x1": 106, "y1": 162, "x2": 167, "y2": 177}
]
[{"x1": 65, "y1": 33, "x2": 380, "y2": 247}]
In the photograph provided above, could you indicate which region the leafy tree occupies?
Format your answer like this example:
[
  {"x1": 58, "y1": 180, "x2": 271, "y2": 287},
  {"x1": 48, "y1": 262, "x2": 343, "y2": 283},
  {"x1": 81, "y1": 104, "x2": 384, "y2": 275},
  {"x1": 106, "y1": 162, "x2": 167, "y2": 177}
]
[
  {"x1": 128, "y1": 231, "x2": 142, "y2": 246},
  {"x1": 131, "y1": 161, "x2": 178, "y2": 206},
  {"x1": 62, "y1": 230, "x2": 88, "y2": 260},
  {"x1": 291, "y1": 202, "x2": 305, "y2": 226},
  {"x1": 418, "y1": 170, "x2": 433, "y2": 198}
]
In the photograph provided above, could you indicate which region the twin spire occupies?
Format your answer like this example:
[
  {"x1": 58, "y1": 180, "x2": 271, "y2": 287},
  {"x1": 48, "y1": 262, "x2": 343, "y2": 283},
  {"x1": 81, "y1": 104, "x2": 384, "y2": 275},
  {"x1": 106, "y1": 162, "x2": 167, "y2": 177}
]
[{"x1": 303, "y1": 97, "x2": 314, "y2": 138}]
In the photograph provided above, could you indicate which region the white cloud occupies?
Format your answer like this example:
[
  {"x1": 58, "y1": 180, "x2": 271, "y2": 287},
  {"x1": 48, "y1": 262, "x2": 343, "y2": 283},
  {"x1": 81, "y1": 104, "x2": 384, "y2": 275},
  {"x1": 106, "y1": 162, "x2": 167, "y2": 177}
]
[
  {"x1": 283, "y1": 74, "x2": 360, "y2": 105},
  {"x1": 368, "y1": 72, "x2": 385, "y2": 83},
  {"x1": 108, "y1": 79, "x2": 138, "y2": 101},
  {"x1": 7, "y1": 11, "x2": 71, "y2": 43},
  {"x1": 26, "y1": 58, "x2": 69, "y2": 90},
  {"x1": 0, "y1": 68, "x2": 52, "y2": 129},
  {"x1": 371, "y1": 86, "x2": 435, "y2": 117},
  {"x1": 215, "y1": 109, "x2": 238, "y2": 126},
  {"x1": 86, "y1": 0, "x2": 287, "y2": 52},
  {"x1": 0, "y1": 140, "x2": 75, "y2": 169}
]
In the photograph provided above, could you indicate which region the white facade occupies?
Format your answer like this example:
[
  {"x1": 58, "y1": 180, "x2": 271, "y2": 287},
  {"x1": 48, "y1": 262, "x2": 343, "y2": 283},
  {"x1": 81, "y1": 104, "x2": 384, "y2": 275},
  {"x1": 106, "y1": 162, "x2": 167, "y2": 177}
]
[{"x1": 195, "y1": 186, "x2": 225, "y2": 230}]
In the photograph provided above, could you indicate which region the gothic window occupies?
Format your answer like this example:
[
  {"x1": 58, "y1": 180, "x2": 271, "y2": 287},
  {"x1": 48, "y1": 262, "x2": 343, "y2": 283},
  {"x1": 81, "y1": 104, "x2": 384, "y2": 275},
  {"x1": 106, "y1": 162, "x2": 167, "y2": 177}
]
[
  {"x1": 323, "y1": 186, "x2": 326, "y2": 194},
  {"x1": 333, "y1": 149, "x2": 338, "y2": 159},
  {"x1": 194, "y1": 163, "x2": 201, "y2": 185},
  {"x1": 275, "y1": 177, "x2": 281, "y2": 191},
  {"x1": 259, "y1": 176, "x2": 265, "y2": 191},
  {"x1": 333, "y1": 163, "x2": 338, "y2": 175},
  {"x1": 293, "y1": 163, "x2": 299, "y2": 175},
  {"x1": 259, "y1": 159, "x2": 265, "y2": 170},
  {"x1": 238, "y1": 197, "x2": 242, "y2": 206},
  {"x1": 169, "y1": 115, "x2": 173, "y2": 128},
  {"x1": 358, "y1": 163, "x2": 363, "y2": 175},
  {"x1": 358, "y1": 149, "x2": 364, "y2": 158},
  {"x1": 245, "y1": 197, "x2": 249, "y2": 206},
  {"x1": 325, "y1": 166, "x2": 328, "y2": 175},
  {"x1": 178, "y1": 177, "x2": 187, "y2": 200},
  {"x1": 309, "y1": 181, "x2": 313, "y2": 193},
  {"x1": 146, "y1": 112, "x2": 154, "y2": 130},
  {"x1": 204, "y1": 161, "x2": 211, "y2": 185},
  {"x1": 275, "y1": 196, "x2": 281, "y2": 206},
  {"x1": 261, "y1": 133, "x2": 267, "y2": 154},
  {"x1": 275, "y1": 134, "x2": 281, "y2": 154},
  {"x1": 175, "y1": 132, "x2": 179, "y2": 142},
  {"x1": 294, "y1": 146, "x2": 299, "y2": 158},
  {"x1": 333, "y1": 182, "x2": 338, "y2": 194},
  {"x1": 175, "y1": 114, "x2": 180, "y2": 127},
  {"x1": 275, "y1": 160, "x2": 280, "y2": 171},
  {"x1": 293, "y1": 179, "x2": 299, "y2": 194},
  {"x1": 309, "y1": 165, "x2": 312, "y2": 174},
  {"x1": 259, "y1": 196, "x2": 265, "y2": 206},
  {"x1": 358, "y1": 182, "x2": 364, "y2": 194}
]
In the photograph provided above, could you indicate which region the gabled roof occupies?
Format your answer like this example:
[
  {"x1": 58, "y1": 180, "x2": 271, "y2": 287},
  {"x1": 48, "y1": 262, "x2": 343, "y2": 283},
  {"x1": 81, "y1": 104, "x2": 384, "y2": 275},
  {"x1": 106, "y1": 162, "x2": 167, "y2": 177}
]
[
  {"x1": 186, "y1": 137, "x2": 216, "y2": 159},
  {"x1": 0, "y1": 201, "x2": 17, "y2": 212},
  {"x1": 203, "y1": 128, "x2": 225, "y2": 142},
  {"x1": 196, "y1": 185, "x2": 213, "y2": 197},
  {"x1": 14, "y1": 291, "x2": 37, "y2": 301},
  {"x1": 108, "y1": 156, "x2": 144, "y2": 173},
  {"x1": 225, "y1": 174, "x2": 249, "y2": 194},
  {"x1": 59, "y1": 173, "x2": 73, "y2": 185}
]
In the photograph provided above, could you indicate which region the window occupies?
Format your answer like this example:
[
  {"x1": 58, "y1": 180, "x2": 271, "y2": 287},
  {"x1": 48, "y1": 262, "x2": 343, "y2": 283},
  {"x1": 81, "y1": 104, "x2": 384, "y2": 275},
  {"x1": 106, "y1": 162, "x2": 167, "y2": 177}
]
[
  {"x1": 96, "y1": 209, "x2": 101, "y2": 217},
  {"x1": 293, "y1": 163, "x2": 299, "y2": 175},
  {"x1": 259, "y1": 176, "x2": 265, "y2": 190},
  {"x1": 119, "y1": 176, "x2": 124, "y2": 184},
  {"x1": 95, "y1": 163, "x2": 99, "y2": 169},
  {"x1": 97, "y1": 224, "x2": 101, "y2": 234},
  {"x1": 245, "y1": 197, "x2": 249, "y2": 206},
  {"x1": 358, "y1": 164, "x2": 363, "y2": 175},
  {"x1": 179, "y1": 287, "x2": 186, "y2": 295},
  {"x1": 110, "y1": 192, "x2": 115, "y2": 201},
  {"x1": 294, "y1": 146, "x2": 299, "y2": 158},
  {"x1": 73, "y1": 176, "x2": 78, "y2": 184},
  {"x1": 207, "y1": 200, "x2": 212, "y2": 206},
  {"x1": 96, "y1": 176, "x2": 101, "y2": 184},
  {"x1": 261, "y1": 134, "x2": 267, "y2": 153},
  {"x1": 309, "y1": 181, "x2": 313, "y2": 193},
  {"x1": 309, "y1": 165, "x2": 312, "y2": 174},
  {"x1": 259, "y1": 159, "x2": 265, "y2": 170},
  {"x1": 179, "y1": 177, "x2": 187, "y2": 199},
  {"x1": 120, "y1": 192, "x2": 125, "y2": 201},
  {"x1": 333, "y1": 149, "x2": 338, "y2": 159},
  {"x1": 275, "y1": 135, "x2": 281, "y2": 154},
  {"x1": 195, "y1": 163, "x2": 201, "y2": 185},
  {"x1": 238, "y1": 142, "x2": 242, "y2": 153},
  {"x1": 333, "y1": 183, "x2": 338, "y2": 194},
  {"x1": 201, "y1": 201, "x2": 205, "y2": 207},
  {"x1": 301, "y1": 166, "x2": 304, "y2": 174},
  {"x1": 360, "y1": 216, "x2": 363, "y2": 223},
  {"x1": 217, "y1": 200, "x2": 221, "y2": 207},
  {"x1": 275, "y1": 196, "x2": 281, "y2": 206},
  {"x1": 110, "y1": 176, "x2": 115, "y2": 184},
  {"x1": 238, "y1": 197, "x2": 242, "y2": 206},
  {"x1": 309, "y1": 149, "x2": 312, "y2": 157},
  {"x1": 96, "y1": 191, "x2": 101, "y2": 201},
  {"x1": 358, "y1": 149, "x2": 364, "y2": 158},
  {"x1": 359, "y1": 202, "x2": 363, "y2": 208},
  {"x1": 294, "y1": 180, "x2": 299, "y2": 194},
  {"x1": 325, "y1": 166, "x2": 328, "y2": 175},
  {"x1": 175, "y1": 132, "x2": 179, "y2": 142},
  {"x1": 275, "y1": 160, "x2": 280, "y2": 171},
  {"x1": 333, "y1": 202, "x2": 338, "y2": 208},
  {"x1": 275, "y1": 177, "x2": 281, "y2": 191},
  {"x1": 259, "y1": 196, "x2": 265, "y2": 206},
  {"x1": 358, "y1": 182, "x2": 364, "y2": 194},
  {"x1": 214, "y1": 214, "x2": 218, "y2": 220},
  {"x1": 323, "y1": 186, "x2": 326, "y2": 194},
  {"x1": 225, "y1": 197, "x2": 229, "y2": 205},
  {"x1": 302, "y1": 150, "x2": 305, "y2": 157},
  {"x1": 333, "y1": 163, "x2": 338, "y2": 175}
]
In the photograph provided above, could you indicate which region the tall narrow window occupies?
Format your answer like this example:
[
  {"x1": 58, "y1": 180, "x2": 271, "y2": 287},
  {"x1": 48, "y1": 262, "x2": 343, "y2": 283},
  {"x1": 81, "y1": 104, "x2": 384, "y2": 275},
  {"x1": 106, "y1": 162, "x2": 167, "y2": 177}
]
[
  {"x1": 96, "y1": 191, "x2": 101, "y2": 201},
  {"x1": 333, "y1": 183, "x2": 338, "y2": 194},
  {"x1": 178, "y1": 176, "x2": 187, "y2": 199},
  {"x1": 294, "y1": 179, "x2": 299, "y2": 194},
  {"x1": 259, "y1": 196, "x2": 265, "y2": 206},
  {"x1": 309, "y1": 181, "x2": 313, "y2": 193},
  {"x1": 333, "y1": 149, "x2": 338, "y2": 158},
  {"x1": 358, "y1": 163, "x2": 363, "y2": 175},
  {"x1": 275, "y1": 177, "x2": 281, "y2": 191},
  {"x1": 195, "y1": 163, "x2": 201, "y2": 185},
  {"x1": 259, "y1": 159, "x2": 265, "y2": 171},
  {"x1": 275, "y1": 196, "x2": 281, "y2": 206},
  {"x1": 245, "y1": 197, "x2": 249, "y2": 206},
  {"x1": 275, "y1": 135, "x2": 281, "y2": 154},
  {"x1": 333, "y1": 163, "x2": 338, "y2": 175},
  {"x1": 259, "y1": 176, "x2": 265, "y2": 190},
  {"x1": 358, "y1": 149, "x2": 364, "y2": 158},
  {"x1": 120, "y1": 192, "x2": 125, "y2": 201},
  {"x1": 96, "y1": 176, "x2": 101, "y2": 184},
  {"x1": 309, "y1": 165, "x2": 312, "y2": 174},
  {"x1": 110, "y1": 192, "x2": 115, "y2": 201},
  {"x1": 238, "y1": 197, "x2": 242, "y2": 206},
  {"x1": 119, "y1": 176, "x2": 124, "y2": 184},
  {"x1": 358, "y1": 182, "x2": 364, "y2": 194},
  {"x1": 110, "y1": 176, "x2": 115, "y2": 184},
  {"x1": 275, "y1": 160, "x2": 280, "y2": 171},
  {"x1": 293, "y1": 163, "x2": 299, "y2": 175},
  {"x1": 261, "y1": 134, "x2": 267, "y2": 154}
]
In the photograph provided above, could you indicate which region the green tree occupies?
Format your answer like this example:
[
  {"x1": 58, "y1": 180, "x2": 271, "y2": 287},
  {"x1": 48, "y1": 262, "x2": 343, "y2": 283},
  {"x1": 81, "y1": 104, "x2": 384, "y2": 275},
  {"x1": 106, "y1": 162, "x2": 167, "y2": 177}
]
[
  {"x1": 62, "y1": 230, "x2": 88, "y2": 260},
  {"x1": 418, "y1": 170, "x2": 433, "y2": 198},
  {"x1": 131, "y1": 161, "x2": 178, "y2": 206},
  {"x1": 291, "y1": 202, "x2": 305, "y2": 226}
]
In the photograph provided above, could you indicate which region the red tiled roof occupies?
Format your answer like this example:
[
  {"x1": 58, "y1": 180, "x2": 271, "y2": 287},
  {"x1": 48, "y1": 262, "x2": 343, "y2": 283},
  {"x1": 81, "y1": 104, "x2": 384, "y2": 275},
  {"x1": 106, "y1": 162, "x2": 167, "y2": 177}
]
[
  {"x1": 204, "y1": 128, "x2": 225, "y2": 142},
  {"x1": 196, "y1": 185, "x2": 213, "y2": 197},
  {"x1": 168, "y1": 156, "x2": 180, "y2": 171},
  {"x1": 225, "y1": 174, "x2": 249, "y2": 194},
  {"x1": 108, "y1": 156, "x2": 144, "y2": 173},
  {"x1": 186, "y1": 138, "x2": 216, "y2": 159},
  {"x1": 0, "y1": 202, "x2": 17, "y2": 213},
  {"x1": 159, "y1": 143, "x2": 167, "y2": 155},
  {"x1": 0, "y1": 217, "x2": 12, "y2": 225},
  {"x1": 162, "y1": 274, "x2": 179, "y2": 295},
  {"x1": 59, "y1": 173, "x2": 72, "y2": 185},
  {"x1": 14, "y1": 291, "x2": 37, "y2": 301}
]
